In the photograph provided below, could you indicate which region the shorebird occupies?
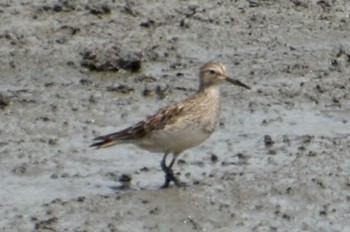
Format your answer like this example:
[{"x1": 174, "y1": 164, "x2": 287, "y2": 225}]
[{"x1": 91, "y1": 62, "x2": 250, "y2": 188}]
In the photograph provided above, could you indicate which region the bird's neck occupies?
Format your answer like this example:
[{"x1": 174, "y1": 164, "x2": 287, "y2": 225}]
[{"x1": 197, "y1": 84, "x2": 221, "y2": 99}]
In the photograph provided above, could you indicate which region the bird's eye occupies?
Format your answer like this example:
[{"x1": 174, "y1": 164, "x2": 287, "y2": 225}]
[{"x1": 209, "y1": 70, "x2": 215, "y2": 74}]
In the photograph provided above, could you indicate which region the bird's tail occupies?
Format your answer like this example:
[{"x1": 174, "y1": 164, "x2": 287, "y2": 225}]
[
  {"x1": 90, "y1": 121, "x2": 147, "y2": 149},
  {"x1": 90, "y1": 133, "x2": 121, "y2": 149}
]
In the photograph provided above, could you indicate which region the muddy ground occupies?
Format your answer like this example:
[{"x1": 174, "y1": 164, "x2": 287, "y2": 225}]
[{"x1": 1, "y1": 0, "x2": 350, "y2": 231}]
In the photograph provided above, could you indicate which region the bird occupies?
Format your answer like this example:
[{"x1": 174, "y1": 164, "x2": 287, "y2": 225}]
[{"x1": 91, "y1": 62, "x2": 250, "y2": 188}]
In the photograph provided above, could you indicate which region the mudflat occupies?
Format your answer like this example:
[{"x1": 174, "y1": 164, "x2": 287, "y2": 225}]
[{"x1": 1, "y1": 1, "x2": 349, "y2": 231}]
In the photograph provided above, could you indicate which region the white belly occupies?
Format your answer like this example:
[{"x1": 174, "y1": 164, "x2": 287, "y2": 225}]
[{"x1": 137, "y1": 124, "x2": 213, "y2": 154}]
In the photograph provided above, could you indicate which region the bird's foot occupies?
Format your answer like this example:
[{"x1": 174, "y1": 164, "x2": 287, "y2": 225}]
[{"x1": 160, "y1": 167, "x2": 184, "y2": 188}]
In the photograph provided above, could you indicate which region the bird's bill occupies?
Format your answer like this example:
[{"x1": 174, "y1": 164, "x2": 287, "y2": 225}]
[{"x1": 226, "y1": 77, "x2": 251, "y2": 89}]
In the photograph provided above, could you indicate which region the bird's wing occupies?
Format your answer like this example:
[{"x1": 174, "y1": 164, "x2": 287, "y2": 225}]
[
  {"x1": 144, "y1": 103, "x2": 186, "y2": 131},
  {"x1": 90, "y1": 102, "x2": 187, "y2": 148}
]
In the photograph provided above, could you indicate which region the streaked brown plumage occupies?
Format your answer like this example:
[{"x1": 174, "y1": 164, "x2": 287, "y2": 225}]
[{"x1": 91, "y1": 62, "x2": 250, "y2": 188}]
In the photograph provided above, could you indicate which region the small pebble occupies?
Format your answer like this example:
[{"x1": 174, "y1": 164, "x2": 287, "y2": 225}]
[
  {"x1": 264, "y1": 135, "x2": 275, "y2": 146},
  {"x1": 119, "y1": 174, "x2": 132, "y2": 183},
  {"x1": 210, "y1": 154, "x2": 218, "y2": 163}
]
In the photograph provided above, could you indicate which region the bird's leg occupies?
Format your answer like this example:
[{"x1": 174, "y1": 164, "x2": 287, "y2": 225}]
[
  {"x1": 168, "y1": 155, "x2": 177, "y2": 169},
  {"x1": 167, "y1": 155, "x2": 181, "y2": 187},
  {"x1": 160, "y1": 152, "x2": 171, "y2": 188},
  {"x1": 160, "y1": 152, "x2": 169, "y2": 173},
  {"x1": 160, "y1": 153, "x2": 180, "y2": 188}
]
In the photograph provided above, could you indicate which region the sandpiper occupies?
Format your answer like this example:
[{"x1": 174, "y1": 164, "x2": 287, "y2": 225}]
[{"x1": 91, "y1": 62, "x2": 250, "y2": 188}]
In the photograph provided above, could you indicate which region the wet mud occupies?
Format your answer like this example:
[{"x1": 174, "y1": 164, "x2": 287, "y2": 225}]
[{"x1": 1, "y1": 0, "x2": 350, "y2": 231}]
